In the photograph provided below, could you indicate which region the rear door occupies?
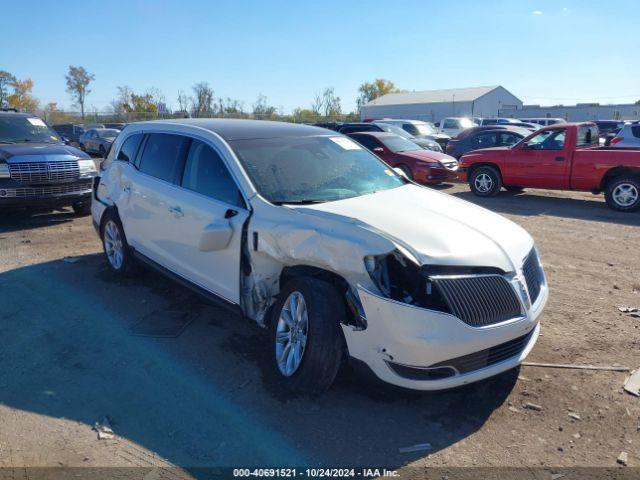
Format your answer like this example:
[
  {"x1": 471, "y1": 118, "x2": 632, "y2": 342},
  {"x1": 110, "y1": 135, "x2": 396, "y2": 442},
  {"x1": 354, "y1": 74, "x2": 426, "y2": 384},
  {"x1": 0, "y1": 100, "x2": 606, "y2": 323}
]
[
  {"x1": 164, "y1": 139, "x2": 250, "y2": 303},
  {"x1": 121, "y1": 132, "x2": 191, "y2": 268},
  {"x1": 504, "y1": 128, "x2": 570, "y2": 188}
]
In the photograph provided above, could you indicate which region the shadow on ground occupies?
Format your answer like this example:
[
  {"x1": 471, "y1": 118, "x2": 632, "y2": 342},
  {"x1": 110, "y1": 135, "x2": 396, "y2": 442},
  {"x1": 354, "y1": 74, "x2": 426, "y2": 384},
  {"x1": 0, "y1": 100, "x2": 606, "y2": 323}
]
[
  {"x1": 450, "y1": 189, "x2": 640, "y2": 226},
  {"x1": 0, "y1": 208, "x2": 77, "y2": 234},
  {"x1": 0, "y1": 253, "x2": 517, "y2": 474}
]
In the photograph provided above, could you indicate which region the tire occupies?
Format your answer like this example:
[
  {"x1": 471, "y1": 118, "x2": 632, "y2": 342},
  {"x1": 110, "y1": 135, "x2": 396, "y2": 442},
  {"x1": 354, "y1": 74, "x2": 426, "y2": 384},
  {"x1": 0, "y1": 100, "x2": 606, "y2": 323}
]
[
  {"x1": 469, "y1": 166, "x2": 502, "y2": 197},
  {"x1": 396, "y1": 164, "x2": 413, "y2": 180},
  {"x1": 269, "y1": 277, "x2": 346, "y2": 395},
  {"x1": 100, "y1": 210, "x2": 137, "y2": 276},
  {"x1": 604, "y1": 176, "x2": 640, "y2": 212},
  {"x1": 505, "y1": 186, "x2": 524, "y2": 192},
  {"x1": 72, "y1": 200, "x2": 92, "y2": 216}
]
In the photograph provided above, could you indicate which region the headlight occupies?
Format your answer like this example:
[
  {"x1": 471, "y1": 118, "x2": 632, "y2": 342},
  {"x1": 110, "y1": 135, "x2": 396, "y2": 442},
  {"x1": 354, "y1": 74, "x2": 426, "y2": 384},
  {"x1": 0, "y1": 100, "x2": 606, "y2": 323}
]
[
  {"x1": 78, "y1": 159, "x2": 97, "y2": 176},
  {"x1": 0, "y1": 163, "x2": 8, "y2": 179}
]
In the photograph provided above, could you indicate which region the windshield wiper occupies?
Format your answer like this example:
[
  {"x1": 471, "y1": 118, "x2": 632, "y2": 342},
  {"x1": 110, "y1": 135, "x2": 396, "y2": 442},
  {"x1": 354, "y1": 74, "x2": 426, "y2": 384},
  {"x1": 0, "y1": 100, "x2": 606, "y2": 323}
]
[{"x1": 272, "y1": 199, "x2": 330, "y2": 205}]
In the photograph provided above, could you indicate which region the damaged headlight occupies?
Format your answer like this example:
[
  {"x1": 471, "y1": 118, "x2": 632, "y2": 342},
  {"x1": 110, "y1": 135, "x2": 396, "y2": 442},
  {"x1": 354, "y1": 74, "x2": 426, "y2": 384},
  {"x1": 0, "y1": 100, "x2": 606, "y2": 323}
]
[
  {"x1": 78, "y1": 159, "x2": 98, "y2": 177},
  {"x1": 364, "y1": 251, "x2": 449, "y2": 312}
]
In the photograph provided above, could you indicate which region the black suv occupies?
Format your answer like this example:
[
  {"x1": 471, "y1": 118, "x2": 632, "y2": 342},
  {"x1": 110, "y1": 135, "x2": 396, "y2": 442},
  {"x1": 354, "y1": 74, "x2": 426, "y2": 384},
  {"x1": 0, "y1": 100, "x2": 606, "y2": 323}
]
[{"x1": 0, "y1": 112, "x2": 97, "y2": 214}]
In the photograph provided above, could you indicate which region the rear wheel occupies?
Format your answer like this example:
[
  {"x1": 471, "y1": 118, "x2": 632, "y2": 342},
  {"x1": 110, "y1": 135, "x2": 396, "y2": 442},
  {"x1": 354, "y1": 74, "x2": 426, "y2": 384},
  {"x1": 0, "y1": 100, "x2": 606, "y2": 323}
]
[
  {"x1": 469, "y1": 166, "x2": 502, "y2": 197},
  {"x1": 605, "y1": 176, "x2": 640, "y2": 212},
  {"x1": 269, "y1": 277, "x2": 346, "y2": 395},
  {"x1": 100, "y1": 210, "x2": 137, "y2": 276}
]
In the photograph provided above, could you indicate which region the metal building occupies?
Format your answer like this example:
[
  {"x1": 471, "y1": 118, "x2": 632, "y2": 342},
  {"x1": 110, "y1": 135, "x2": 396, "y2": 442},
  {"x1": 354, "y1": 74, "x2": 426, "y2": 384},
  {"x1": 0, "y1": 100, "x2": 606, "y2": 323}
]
[
  {"x1": 515, "y1": 103, "x2": 640, "y2": 122},
  {"x1": 360, "y1": 86, "x2": 523, "y2": 123}
]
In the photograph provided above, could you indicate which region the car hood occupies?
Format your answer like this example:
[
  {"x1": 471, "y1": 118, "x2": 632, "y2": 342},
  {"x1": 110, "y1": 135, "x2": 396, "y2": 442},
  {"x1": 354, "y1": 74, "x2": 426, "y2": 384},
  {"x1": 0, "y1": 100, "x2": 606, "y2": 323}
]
[
  {"x1": 411, "y1": 137, "x2": 439, "y2": 148},
  {"x1": 0, "y1": 143, "x2": 90, "y2": 162},
  {"x1": 293, "y1": 184, "x2": 533, "y2": 272},
  {"x1": 397, "y1": 149, "x2": 457, "y2": 163}
]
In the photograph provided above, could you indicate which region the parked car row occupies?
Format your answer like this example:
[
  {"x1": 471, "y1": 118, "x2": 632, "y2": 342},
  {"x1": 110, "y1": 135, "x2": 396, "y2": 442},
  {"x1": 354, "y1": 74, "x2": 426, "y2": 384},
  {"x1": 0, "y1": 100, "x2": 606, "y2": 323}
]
[{"x1": 52, "y1": 122, "x2": 125, "y2": 151}]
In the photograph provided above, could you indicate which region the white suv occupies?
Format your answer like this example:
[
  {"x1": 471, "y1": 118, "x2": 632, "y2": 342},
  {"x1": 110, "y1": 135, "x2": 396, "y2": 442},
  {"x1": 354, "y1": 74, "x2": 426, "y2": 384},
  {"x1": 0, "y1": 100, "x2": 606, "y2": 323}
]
[{"x1": 93, "y1": 119, "x2": 547, "y2": 394}]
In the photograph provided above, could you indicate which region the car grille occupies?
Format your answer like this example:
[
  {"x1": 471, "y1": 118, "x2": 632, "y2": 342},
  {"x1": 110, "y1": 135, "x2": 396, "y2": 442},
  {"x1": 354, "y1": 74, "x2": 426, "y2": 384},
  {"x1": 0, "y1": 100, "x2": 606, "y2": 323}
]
[
  {"x1": 430, "y1": 330, "x2": 534, "y2": 374},
  {"x1": 433, "y1": 275, "x2": 523, "y2": 327},
  {"x1": 8, "y1": 161, "x2": 80, "y2": 184},
  {"x1": 522, "y1": 249, "x2": 544, "y2": 305},
  {"x1": 0, "y1": 182, "x2": 92, "y2": 198}
]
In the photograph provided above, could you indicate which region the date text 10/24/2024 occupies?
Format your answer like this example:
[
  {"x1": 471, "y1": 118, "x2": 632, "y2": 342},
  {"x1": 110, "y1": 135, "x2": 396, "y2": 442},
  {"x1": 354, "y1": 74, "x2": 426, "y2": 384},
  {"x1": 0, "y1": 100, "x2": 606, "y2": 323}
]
[{"x1": 232, "y1": 468, "x2": 399, "y2": 478}]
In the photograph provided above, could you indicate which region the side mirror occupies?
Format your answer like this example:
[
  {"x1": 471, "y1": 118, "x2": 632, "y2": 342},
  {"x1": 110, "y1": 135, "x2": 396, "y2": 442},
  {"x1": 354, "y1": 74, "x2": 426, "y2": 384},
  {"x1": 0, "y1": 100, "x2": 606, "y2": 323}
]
[
  {"x1": 393, "y1": 167, "x2": 408, "y2": 179},
  {"x1": 373, "y1": 147, "x2": 384, "y2": 154},
  {"x1": 434, "y1": 122, "x2": 440, "y2": 128}
]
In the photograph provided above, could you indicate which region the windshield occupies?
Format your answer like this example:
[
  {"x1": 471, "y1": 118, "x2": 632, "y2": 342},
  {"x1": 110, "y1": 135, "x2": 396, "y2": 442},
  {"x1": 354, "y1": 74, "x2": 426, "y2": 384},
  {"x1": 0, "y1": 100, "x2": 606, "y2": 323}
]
[
  {"x1": 377, "y1": 124, "x2": 413, "y2": 139},
  {"x1": 378, "y1": 135, "x2": 422, "y2": 153},
  {"x1": 414, "y1": 123, "x2": 437, "y2": 135},
  {"x1": 97, "y1": 129, "x2": 120, "y2": 138},
  {"x1": 0, "y1": 116, "x2": 60, "y2": 143},
  {"x1": 229, "y1": 135, "x2": 405, "y2": 204}
]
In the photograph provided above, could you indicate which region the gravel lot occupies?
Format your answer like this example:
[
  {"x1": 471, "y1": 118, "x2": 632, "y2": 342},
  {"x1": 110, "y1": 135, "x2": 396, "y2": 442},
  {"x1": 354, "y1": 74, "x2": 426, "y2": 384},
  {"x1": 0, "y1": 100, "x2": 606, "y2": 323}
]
[{"x1": 0, "y1": 185, "x2": 638, "y2": 477}]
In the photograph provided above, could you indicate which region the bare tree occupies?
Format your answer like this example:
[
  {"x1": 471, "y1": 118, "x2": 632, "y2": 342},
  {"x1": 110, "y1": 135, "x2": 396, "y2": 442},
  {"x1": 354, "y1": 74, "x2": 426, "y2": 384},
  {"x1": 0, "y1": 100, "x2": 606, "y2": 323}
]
[
  {"x1": 191, "y1": 82, "x2": 214, "y2": 117},
  {"x1": 177, "y1": 90, "x2": 190, "y2": 113},
  {"x1": 252, "y1": 94, "x2": 277, "y2": 119},
  {"x1": 65, "y1": 66, "x2": 94, "y2": 119}
]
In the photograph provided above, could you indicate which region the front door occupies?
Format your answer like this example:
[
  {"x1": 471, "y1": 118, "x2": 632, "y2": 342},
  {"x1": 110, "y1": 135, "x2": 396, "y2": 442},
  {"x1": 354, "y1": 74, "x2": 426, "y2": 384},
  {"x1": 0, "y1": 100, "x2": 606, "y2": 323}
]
[
  {"x1": 504, "y1": 128, "x2": 570, "y2": 189},
  {"x1": 164, "y1": 138, "x2": 250, "y2": 304}
]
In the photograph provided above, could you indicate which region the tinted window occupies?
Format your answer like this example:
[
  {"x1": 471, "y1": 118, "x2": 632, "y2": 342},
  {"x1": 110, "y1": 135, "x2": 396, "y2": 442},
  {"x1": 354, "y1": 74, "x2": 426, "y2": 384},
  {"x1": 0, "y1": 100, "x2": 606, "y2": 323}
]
[
  {"x1": 472, "y1": 132, "x2": 497, "y2": 148},
  {"x1": 138, "y1": 133, "x2": 189, "y2": 183},
  {"x1": 181, "y1": 139, "x2": 244, "y2": 207},
  {"x1": 443, "y1": 120, "x2": 457, "y2": 129},
  {"x1": 350, "y1": 134, "x2": 380, "y2": 151},
  {"x1": 631, "y1": 126, "x2": 640, "y2": 138},
  {"x1": 117, "y1": 133, "x2": 143, "y2": 162},
  {"x1": 402, "y1": 124, "x2": 420, "y2": 136},
  {"x1": 497, "y1": 132, "x2": 522, "y2": 146}
]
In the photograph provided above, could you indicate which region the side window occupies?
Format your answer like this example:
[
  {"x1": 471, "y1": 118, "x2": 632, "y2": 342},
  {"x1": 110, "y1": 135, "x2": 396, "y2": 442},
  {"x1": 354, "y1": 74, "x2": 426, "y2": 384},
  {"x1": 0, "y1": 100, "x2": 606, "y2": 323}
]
[
  {"x1": 116, "y1": 133, "x2": 143, "y2": 162},
  {"x1": 577, "y1": 126, "x2": 598, "y2": 147},
  {"x1": 351, "y1": 135, "x2": 379, "y2": 151},
  {"x1": 181, "y1": 139, "x2": 244, "y2": 207},
  {"x1": 138, "y1": 133, "x2": 190, "y2": 183},
  {"x1": 526, "y1": 129, "x2": 567, "y2": 150},
  {"x1": 443, "y1": 119, "x2": 456, "y2": 129},
  {"x1": 498, "y1": 133, "x2": 521, "y2": 146},
  {"x1": 472, "y1": 133, "x2": 496, "y2": 148},
  {"x1": 631, "y1": 126, "x2": 640, "y2": 138},
  {"x1": 403, "y1": 124, "x2": 419, "y2": 136}
]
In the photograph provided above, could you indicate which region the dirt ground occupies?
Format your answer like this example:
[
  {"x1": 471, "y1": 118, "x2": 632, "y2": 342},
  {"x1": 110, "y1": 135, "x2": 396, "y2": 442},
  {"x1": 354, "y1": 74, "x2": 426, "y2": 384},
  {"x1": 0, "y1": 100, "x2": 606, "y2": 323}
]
[{"x1": 0, "y1": 184, "x2": 639, "y2": 478}]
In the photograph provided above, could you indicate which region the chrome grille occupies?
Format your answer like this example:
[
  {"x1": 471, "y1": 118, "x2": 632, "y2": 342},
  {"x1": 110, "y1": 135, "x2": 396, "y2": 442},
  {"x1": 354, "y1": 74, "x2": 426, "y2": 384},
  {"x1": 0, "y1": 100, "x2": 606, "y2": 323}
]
[
  {"x1": 522, "y1": 249, "x2": 544, "y2": 305},
  {"x1": 9, "y1": 161, "x2": 80, "y2": 184},
  {"x1": 0, "y1": 182, "x2": 92, "y2": 198},
  {"x1": 433, "y1": 275, "x2": 522, "y2": 327}
]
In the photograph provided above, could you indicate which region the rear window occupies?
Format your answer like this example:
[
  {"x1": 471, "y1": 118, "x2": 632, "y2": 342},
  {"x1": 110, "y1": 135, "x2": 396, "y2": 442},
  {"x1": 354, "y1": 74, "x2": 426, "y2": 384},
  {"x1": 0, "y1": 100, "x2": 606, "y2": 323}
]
[
  {"x1": 631, "y1": 126, "x2": 640, "y2": 138},
  {"x1": 577, "y1": 126, "x2": 599, "y2": 147}
]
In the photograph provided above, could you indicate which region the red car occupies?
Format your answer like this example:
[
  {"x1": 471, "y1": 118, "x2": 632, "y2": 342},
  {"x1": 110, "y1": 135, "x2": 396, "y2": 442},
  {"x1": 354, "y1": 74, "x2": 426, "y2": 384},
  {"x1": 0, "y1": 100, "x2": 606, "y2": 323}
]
[
  {"x1": 346, "y1": 131, "x2": 459, "y2": 184},
  {"x1": 458, "y1": 122, "x2": 640, "y2": 211}
]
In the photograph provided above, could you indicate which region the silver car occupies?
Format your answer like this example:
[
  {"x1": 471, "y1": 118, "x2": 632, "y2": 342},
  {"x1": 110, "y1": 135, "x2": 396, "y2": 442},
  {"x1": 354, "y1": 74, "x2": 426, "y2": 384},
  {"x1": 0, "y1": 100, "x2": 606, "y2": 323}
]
[
  {"x1": 610, "y1": 123, "x2": 640, "y2": 149},
  {"x1": 79, "y1": 128, "x2": 121, "y2": 156}
]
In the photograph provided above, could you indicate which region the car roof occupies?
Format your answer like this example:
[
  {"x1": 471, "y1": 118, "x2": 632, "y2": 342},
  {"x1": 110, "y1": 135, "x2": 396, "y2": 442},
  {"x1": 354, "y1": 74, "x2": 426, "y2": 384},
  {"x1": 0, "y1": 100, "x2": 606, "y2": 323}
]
[
  {"x1": 456, "y1": 125, "x2": 529, "y2": 139},
  {"x1": 132, "y1": 118, "x2": 331, "y2": 141},
  {"x1": 0, "y1": 111, "x2": 34, "y2": 118},
  {"x1": 346, "y1": 131, "x2": 395, "y2": 138}
]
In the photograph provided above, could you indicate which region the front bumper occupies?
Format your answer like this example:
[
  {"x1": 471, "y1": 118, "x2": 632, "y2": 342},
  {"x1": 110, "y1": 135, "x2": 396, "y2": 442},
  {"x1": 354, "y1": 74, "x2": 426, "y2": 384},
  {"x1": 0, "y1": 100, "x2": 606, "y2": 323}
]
[
  {"x1": 414, "y1": 166, "x2": 459, "y2": 185},
  {"x1": 342, "y1": 281, "x2": 547, "y2": 391},
  {"x1": 0, "y1": 178, "x2": 93, "y2": 209}
]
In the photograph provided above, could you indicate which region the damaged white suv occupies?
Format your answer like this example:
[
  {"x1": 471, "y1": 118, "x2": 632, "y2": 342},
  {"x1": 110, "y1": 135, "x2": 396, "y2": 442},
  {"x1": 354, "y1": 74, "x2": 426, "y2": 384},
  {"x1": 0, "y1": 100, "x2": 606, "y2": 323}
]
[{"x1": 93, "y1": 119, "x2": 548, "y2": 394}]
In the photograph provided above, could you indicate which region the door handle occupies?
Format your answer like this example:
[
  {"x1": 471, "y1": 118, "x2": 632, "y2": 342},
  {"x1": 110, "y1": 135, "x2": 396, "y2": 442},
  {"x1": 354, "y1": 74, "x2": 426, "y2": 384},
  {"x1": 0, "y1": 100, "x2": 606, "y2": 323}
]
[
  {"x1": 555, "y1": 156, "x2": 566, "y2": 162},
  {"x1": 168, "y1": 206, "x2": 183, "y2": 217}
]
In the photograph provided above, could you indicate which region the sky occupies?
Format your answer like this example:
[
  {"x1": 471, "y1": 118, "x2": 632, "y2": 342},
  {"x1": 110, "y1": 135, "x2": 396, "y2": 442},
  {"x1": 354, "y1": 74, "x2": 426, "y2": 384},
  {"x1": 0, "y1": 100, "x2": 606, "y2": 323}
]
[{"x1": 2, "y1": 0, "x2": 639, "y2": 113}]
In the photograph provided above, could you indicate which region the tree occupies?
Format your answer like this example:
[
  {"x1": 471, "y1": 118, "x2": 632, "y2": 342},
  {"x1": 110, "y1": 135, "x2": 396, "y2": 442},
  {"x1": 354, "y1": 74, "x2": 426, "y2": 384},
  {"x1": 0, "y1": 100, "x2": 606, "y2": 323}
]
[
  {"x1": 252, "y1": 94, "x2": 277, "y2": 119},
  {"x1": 65, "y1": 66, "x2": 94, "y2": 119},
  {"x1": 636, "y1": 99, "x2": 640, "y2": 105},
  {"x1": 7, "y1": 78, "x2": 39, "y2": 112},
  {"x1": 191, "y1": 82, "x2": 214, "y2": 117},
  {"x1": 356, "y1": 78, "x2": 399, "y2": 111},
  {"x1": 0, "y1": 71, "x2": 16, "y2": 108},
  {"x1": 177, "y1": 90, "x2": 190, "y2": 113}
]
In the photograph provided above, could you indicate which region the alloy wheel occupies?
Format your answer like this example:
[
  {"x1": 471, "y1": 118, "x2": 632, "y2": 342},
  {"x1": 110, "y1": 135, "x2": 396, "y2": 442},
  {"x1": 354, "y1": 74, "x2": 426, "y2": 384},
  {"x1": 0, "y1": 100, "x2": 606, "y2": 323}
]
[
  {"x1": 612, "y1": 183, "x2": 639, "y2": 207},
  {"x1": 474, "y1": 173, "x2": 493, "y2": 193},
  {"x1": 275, "y1": 291, "x2": 308, "y2": 376},
  {"x1": 103, "y1": 220, "x2": 124, "y2": 269}
]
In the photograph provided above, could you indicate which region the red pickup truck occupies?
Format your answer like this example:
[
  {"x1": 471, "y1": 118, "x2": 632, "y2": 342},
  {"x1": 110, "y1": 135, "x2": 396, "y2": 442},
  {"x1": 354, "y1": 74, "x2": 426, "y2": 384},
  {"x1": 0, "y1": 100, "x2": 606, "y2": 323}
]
[{"x1": 458, "y1": 122, "x2": 640, "y2": 211}]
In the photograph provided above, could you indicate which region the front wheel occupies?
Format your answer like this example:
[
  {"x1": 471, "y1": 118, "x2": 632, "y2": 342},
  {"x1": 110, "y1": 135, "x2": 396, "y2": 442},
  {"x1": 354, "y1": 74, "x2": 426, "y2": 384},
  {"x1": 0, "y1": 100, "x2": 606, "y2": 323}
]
[
  {"x1": 269, "y1": 277, "x2": 346, "y2": 395},
  {"x1": 605, "y1": 176, "x2": 640, "y2": 212},
  {"x1": 469, "y1": 166, "x2": 502, "y2": 197}
]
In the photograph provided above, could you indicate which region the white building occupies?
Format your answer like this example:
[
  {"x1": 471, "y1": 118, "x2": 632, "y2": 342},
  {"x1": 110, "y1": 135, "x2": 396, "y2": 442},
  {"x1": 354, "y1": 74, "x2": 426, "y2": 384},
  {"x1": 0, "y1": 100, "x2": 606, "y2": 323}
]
[
  {"x1": 515, "y1": 103, "x2": 640, "y2": 122},
  {"x1": 360, "y1": 85, "x2": 523, "y2": 123}
]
